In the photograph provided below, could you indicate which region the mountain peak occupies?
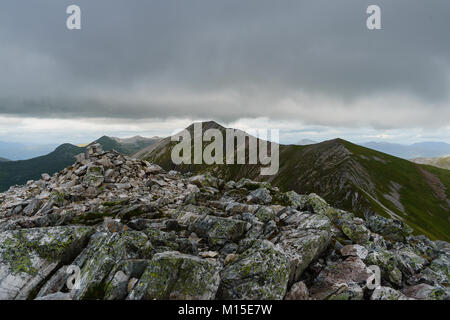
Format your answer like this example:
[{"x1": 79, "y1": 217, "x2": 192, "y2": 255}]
[{"x1": 185, "y1": 120, "x2": 226, "y2": 132}]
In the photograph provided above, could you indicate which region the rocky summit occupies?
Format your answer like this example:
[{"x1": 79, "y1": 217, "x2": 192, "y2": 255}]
[{"x1": 0, "y1": 144, "x2": 448, "y2": 300}]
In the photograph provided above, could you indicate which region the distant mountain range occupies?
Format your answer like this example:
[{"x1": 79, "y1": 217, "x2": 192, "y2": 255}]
[
  {"x1": 0, "y1": 136, "x2": 160, "y2": 192},
  {"x1": 1, "y1": 123, "x2": 449, "y2": 240},
  {"x1": 411, "y1": 156, "x2": 450, "y2": 170},
  {"x1": 136, "y1": 121, "x2": 450, "y2": 241},
  {"x1": 0, "y1": 157, "x2": 9, "y2": 162},
  {"x1": 361, "y1": 141, "x2": 450, "y2": 159}
]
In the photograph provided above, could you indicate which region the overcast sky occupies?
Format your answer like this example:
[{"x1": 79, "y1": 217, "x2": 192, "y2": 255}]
[{"x1": 0, "y1": 0, "x2": 449, "y2": 145}]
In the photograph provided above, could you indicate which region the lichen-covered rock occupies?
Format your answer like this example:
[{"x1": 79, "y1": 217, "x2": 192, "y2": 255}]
[
  {"x1": 274, "y1": 210, "x2": 331, "y2": 283},
  {"x1": 415, "y1": 252, "x2": 450, "y2": 286},
  {"x1": 371, "y1": 286, "x2": 411, "y2": 300},
  {"x1": 341, "y1": 244, "x2": 369, "y2": 260},
  {"x1": 284, "y1": 281, "x2": 309, "y2": 300},
  {"x1": 128, "y1": 251, "x2": 221, "y2": 300},
  {"x1": 83, "y1": 166, "x2": 105, "y2": 188},
  {"x1": 367, "y1": 215, "x2": 413, "y2": 242},
  {"x1": 0, "y1": 226, "x2": 94, "y2": 299},
  {"x1": 254, "y1": 206, "x2": 276, "y2": 223},
  {"x1": 69, "y1": 230, "x2": 152, "y2": 300},
  {"x1": 247, "y1": 188, "x2": 272, "y2": 205},
  {"x1": 394, "y1": 245, "x2": 428, "y2": 276},
  {"x1": 235, "y1": 178, "x2": 271, "y2": 191},
  {"x1": 341, "y1": 221, "x2": 371, "y2": 245},
  {"x1": 218, "y1": 240, "x2": 290, "y2": 300},
  {"x1": 402, "y1": 283, "x2": 449, "y2": 300},
  {"x1": 103, "y1": 259, "x2": 150, "y2": 300},
  {"x1": 189, "y1": 174, "x2": 220, "y2": 189},
  {"x1": 327, "y1": 283, "x2": 364, "y2": 300},
  {"x1": 188, "y1": 215, "x2": 246, "y2": 247},
  {"x1": 35, "y1": 292, "x2": 72, "y2": 300},
  {"x1": 364, "y1": 246, "x2": 403, "y2": 287},
  {"x1": 309, "y1": 257, "x2": 371, "y2": 300}
]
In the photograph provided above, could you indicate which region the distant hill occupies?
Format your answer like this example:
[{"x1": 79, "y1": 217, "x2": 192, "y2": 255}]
[
  {"x1": 0, "y1": 144, "x2": 85, "y2": 192},
  {"x1": 137, "y1": 121, "x2": 450, "y2": 241},
  {"x1": 411, "y1": 156, "x2": 450, "y2": 170},
  {"x1": 361, "y1": 141, "x2": 450, "y2": 159},
  {"x1": 0, "y1": 135, "x2": 161, "y2": 192},
  {"x1": 0, "y1": 157, "x2": 9, "y2": 162}
]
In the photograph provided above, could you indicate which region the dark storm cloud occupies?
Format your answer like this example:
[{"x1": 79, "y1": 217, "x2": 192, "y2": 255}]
[{"x1": 0, "y1": 0, "x2": 449, "y2": 126}]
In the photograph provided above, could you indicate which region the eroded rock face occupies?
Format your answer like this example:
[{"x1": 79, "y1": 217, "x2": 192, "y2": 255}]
[
  {"x1": 273, "y1": 210, "x2": 331, "y2": 284},
  {"x1": 0, "y1": 144, "x2": 448, "y2": 300},
  {"x1": 218, "y1": 240, "x2": 290, "y2": 300},
  {"x1": 128, "y1": 251, "x2": 221, "y2": 300},
  {"x1": 0, "y1": 226, "x2": 94, "y2": 300}
]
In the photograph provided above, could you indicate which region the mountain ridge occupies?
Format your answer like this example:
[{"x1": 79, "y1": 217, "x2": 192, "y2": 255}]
[{"x1": 137, "y1": 122, "x2": 450, "y2": 241}]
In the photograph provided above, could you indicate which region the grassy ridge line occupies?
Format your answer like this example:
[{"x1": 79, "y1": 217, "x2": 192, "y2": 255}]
[{"x1": 140, "y1": 131, "x2": 450, "y2": 241}]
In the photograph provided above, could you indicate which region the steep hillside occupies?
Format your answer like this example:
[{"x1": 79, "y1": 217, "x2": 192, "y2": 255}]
[
  {"x1": 0, "y1": 158, "x2": 9, "y2": 162},
  {"x1": 0, "y1": 144, "x2": 85, "y2": 192},
  {"x1": 137, "y1": 122, "x2": 450, "y2": 241},
  {"x1": 411, "y1": 156, "x2": 450, "y2": 170}
]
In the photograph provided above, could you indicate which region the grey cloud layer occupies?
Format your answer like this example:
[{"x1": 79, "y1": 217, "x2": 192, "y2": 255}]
[{"x1": 0, "y1": 0, "x2": 449, "y2": 127}]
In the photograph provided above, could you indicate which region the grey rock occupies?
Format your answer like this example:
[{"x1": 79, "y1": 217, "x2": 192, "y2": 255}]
[
  {"x1": 0, "y1": 226, "x2": 94, "y2": 300},
  {"x1": 371, "y1": 286, "x2": 411, "y2": 300},
  {"x1": 218, "y1": 240, "x2": 290, "y2": 300},
  {"x1": 247, "y1": 188, "x2": 272, "y2": 205},
  {"x1": 309, "y1": 257, "x2": 371, "y2": 300},
  {"x1": 285, "y1": 281, "x2": 309, "y2": 300},
  {"x1": 128, "y1": 251, "x2": 220, "y2": 300}
]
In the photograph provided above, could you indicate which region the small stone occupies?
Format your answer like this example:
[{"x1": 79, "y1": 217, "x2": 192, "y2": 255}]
[
  {"x1": 341, "y1": 244, "x2": 369, "y2": 260},
  {"x1": 285, "y1": 281, "x2": 309, "y2": 300}
]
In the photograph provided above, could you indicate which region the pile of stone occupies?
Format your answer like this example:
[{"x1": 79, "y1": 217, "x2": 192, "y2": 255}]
[{"x1": 0, "y1": 144, "x2": 448, "y2": 300}]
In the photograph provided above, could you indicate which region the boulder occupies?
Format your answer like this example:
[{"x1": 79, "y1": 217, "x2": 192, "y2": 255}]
[
  {"x1": 188, "y1": 215, "x2": 246, "y2": 247},
  {"x1": 128, "y1": 251, "x2": 220, "y2": 300},
  {"x1": 218, "y1": 240, "x2": 290, "y2": 300},
  {"x1": 367, "y1": 215, "x2": 413, "y2": 242},
  {"x1": 371, "y1": 286, "x2": 411, "y2": 300},
  {"x1": 402, "y1": 283, "x2": 448, "y2": 300},
  {"x1": 247, "y1": 188, "x2": 272, "y2": 205},
  {"x1": 274, "y1": 210, "x2": 331, "y2": 283},
  {"x1": 0, "y1": 226, "x2": 94, "y2": 300},
  {"x1": 341, "y1": 221, "x2": 371, "y2": 245},
  {"x1": 364, "y1": 246, "x2": 403, "y2": 287},
  {"x1": 309, "y1": 257, "x2": 371, "y2": 300},
  {"x1": 284, "y1": 281, "x2": 309, "y2": 300},
  {"x1": 341, "y1": 244, "x2": 369, "y2": 260}
]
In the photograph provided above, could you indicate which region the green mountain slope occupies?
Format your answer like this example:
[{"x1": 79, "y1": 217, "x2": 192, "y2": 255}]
[
  {"x1": 0, "y1": 144, "x2": 85, "y2": 192},
  {"x1": 137, "y1": 121, "x2": 450, "y2": 241},
  {"x1": 0, "y1": 136, "x2": 160, "y2": 192}
]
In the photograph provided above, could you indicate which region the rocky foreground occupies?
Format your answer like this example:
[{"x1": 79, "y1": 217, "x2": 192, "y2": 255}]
[{"x1": 0, "y1": 144, "x2": 448, "y2": 300}]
